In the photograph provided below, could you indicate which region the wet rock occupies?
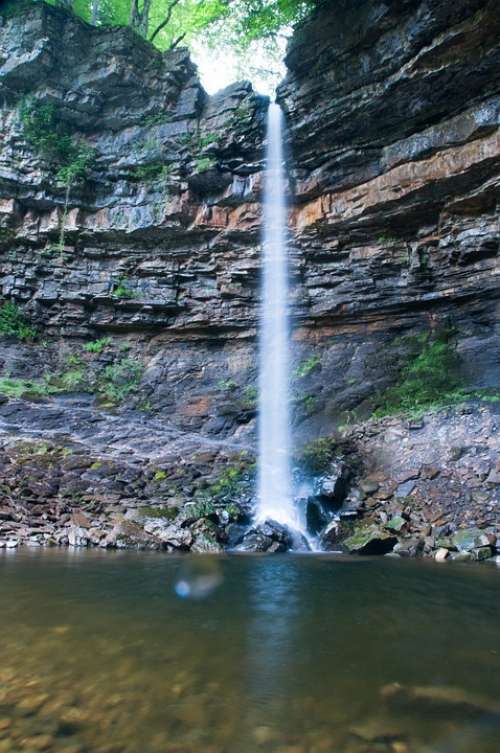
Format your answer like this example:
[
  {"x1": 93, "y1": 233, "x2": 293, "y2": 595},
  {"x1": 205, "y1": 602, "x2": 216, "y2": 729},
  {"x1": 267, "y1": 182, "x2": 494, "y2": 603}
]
[
  {"x1": 343, "y1": 526, "x2": 398, "y2": 555},
  {"x1": 434, "y1": 547, "x2": 449, "y2": 562},
  {"x1": 68, "y1": 527, "x2": 89, "y2": 547},
  {"x1": 385, "y1": 516, "x2": 406, "y2": 533},
  {"x1": 313, "y1": 461, "x2": 350, "y2": 508},
  {"x1": 305, "y1": 497, "x2": 329, "y2": 535},
  {"x1": 451, "y1": 528, "x2": 491, "y2": 552},
  {"x1": 238, "y1": 521, "x2": 294, "y2": 553},
  {"x1": 359, "y1": 478, "x2": 380, "y2": 494},
  {"x1": 319, "y1": 519, "x2": 341, "y2": 550},
  {"x1": 339, "y1": 491, "x2": 365, "y2": 520},
  {"x1": 471, "y1": 546, "x2": 493, "y2": 561}
]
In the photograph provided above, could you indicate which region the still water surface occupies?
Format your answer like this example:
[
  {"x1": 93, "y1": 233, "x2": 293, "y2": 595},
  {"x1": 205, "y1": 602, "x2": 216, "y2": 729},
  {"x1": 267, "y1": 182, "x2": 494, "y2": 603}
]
[{"x1": 1, "y1": 551, "x2": 499, "y2": 753}]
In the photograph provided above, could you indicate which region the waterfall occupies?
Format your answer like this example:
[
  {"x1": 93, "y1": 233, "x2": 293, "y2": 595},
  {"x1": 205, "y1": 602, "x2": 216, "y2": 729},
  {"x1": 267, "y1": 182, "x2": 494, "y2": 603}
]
[{"x1": 256, "y1": 103, "x2": 299, "y2": 530}]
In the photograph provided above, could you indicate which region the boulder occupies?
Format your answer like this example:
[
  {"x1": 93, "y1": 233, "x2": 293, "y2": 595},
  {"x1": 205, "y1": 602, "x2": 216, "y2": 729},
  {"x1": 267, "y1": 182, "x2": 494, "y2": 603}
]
[
  {"x1": 319, "y1": 519, "x2": 341, "y2": 550},
  {"x1": 68, "y1": 526, "x2": 89, "y2": 547},
  {"x1": 305, "y1": 496, "x2": 329, "y2": 534},
  {"x1": 434, "y1": 547, "x2": 449, "y2": 562},
  {"x1": 238, "y1": 520, "x2": 292, "y2": 552},
  {"x1": 313, "y1": 460, "x2": 349, "y2": 508},
  {"x1": 451, "y1": 528, "x2": 491, "y2": 552},
  {"x1": 343, "y1": 526, "x2": 397, "y2": 555}
]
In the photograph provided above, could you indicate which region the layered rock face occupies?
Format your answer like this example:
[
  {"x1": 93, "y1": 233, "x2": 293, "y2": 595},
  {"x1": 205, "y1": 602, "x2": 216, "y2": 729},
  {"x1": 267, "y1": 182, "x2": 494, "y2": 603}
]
[
  {"x1": 0, "y1": 0, "x2": 499, "y2": 554},
  {"x1": 279, "y1": 0, "x2": 499, "y2": 425},
  {"x1": 0, "y1": 3, "x2": 267, "y2": 436}
]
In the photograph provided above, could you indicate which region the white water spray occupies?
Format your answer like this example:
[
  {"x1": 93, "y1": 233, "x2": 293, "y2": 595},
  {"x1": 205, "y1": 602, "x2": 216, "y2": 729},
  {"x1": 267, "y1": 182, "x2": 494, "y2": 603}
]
[{"x1": 256, "y1": 103, "x2": 298, "y2": 530}]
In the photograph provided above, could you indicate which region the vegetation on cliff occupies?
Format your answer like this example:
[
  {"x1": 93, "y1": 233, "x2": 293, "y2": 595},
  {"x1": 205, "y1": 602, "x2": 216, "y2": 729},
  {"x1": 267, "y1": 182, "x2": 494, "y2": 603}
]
[{"x1": 1, "y1": 0, "x2": 316, "y2": 62}]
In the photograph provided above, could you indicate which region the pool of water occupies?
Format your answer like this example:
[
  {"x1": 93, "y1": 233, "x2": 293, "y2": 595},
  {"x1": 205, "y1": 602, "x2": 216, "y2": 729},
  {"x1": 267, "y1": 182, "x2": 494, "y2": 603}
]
[{"x1": 0, "y1": 551, "x2": 499, "y2": 753}]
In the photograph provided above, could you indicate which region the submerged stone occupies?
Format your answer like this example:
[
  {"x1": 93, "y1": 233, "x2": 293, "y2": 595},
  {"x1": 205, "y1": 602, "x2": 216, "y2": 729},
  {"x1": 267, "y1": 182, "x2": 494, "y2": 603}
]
[{"x1": 381, "y1": 682, "x2": 500, "y2": 719}]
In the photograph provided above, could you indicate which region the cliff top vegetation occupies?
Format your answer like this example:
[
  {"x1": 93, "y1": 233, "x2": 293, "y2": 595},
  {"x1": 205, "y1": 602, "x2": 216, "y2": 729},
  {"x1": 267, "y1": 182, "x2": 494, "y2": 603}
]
[{"x1": 1, "y1": 0, "x2": 317, "y2": 89}]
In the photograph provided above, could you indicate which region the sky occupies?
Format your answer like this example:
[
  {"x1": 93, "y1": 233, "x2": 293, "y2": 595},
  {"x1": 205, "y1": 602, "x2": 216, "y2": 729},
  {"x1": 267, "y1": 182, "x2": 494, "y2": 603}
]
[{"x1": 191, "y1": 38, "x2": 287, "y2": 97}]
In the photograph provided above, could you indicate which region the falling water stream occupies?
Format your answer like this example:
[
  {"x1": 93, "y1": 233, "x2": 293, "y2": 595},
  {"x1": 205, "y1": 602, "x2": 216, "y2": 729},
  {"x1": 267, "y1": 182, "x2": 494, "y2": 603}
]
[{"x1": 256, "y1": 103, "x2": 300, "y2": 531}]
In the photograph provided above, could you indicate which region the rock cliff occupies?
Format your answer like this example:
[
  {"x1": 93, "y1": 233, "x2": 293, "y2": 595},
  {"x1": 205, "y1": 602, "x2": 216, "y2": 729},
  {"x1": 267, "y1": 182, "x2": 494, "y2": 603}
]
[
  {"x1": 278, "y1": 0, "x2": 499, "y2": 425},
  {"x1": 0, "y1": 0, "x2": 499, "y2": 556}
]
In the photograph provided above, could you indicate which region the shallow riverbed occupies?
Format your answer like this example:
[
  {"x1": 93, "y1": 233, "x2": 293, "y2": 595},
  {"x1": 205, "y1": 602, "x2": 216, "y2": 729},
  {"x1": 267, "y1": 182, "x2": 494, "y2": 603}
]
[{"x1": 0, "y1": 551, "x2": 499, "y2": 753}]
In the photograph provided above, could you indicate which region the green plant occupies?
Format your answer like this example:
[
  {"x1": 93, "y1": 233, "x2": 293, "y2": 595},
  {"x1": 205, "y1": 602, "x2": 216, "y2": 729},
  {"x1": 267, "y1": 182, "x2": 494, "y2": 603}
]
[
  {"x1": 194, "y1": 156, "x2": 216, "y2": 173},
  {"x1": 178, "y1": 131, "x2": 218, "y2": 152},
  {"x1": 112, "y1": 279, "x2": 136, "y2": 299},
  {"x1": 66, "y1": 354, "x2": 83, "y2": 366},
  {"x1": 55, "y1": 143, "x2": 95, "y2": 187},
  {"x1": 240, "y1": 385, "x2": 258, "y2": 410},
  {"x1": 199, "y1": 133, "x2": 218, "y2": 148},
  {"x1": 232, "y1": 103, "x2": 253, "y2": 125},
  {"x1": 301, "y1": 393, "x2": 317, "y2": 415},
  {"x1": 58, "y1": 368, "x2": 88, "y2": 391},
  {"x1": 98, "y1": 357, "x2": 143, "y2": 404},
  {"x1": 40, "y1": 243, "x2": 60, "y2": 258},
  {"x1": 0, "y1": 377, "x2": 53, "y2": 399},
  {"x1": 20, "y1": 98, "x2": 95, "y2": 183},
  {"x1": 0, "y1": 302, "x2": 36, "y2": 340},
  {"x1": 83, "y1": 337, "x2": 112, "y2": 354},
  {"x1": 143, "y1": 112, "x2": 172, "y2": 127},
  {"x1": 154, "y1": 470, "x2": 168, "y2": 481},
  {"x1": 294, "y1": 354, "x2": 320, "y2": 378},
  {"x1": 296, "y1": 437, "x2": 338, "y2": 474},
  {"x1": 217, "y1": 378, "x2": 238, "y2": 391},
  {"x1": 20, "y1": 98, "x2": 96, "y2": 251},
  {"x1": 377, "y1": 233, "x2": 398, "y2": 244},
  {"x1": 131, "y1": 162, "x2": 171, "y2": 182},
  {"x1": 373, "y1": 332, "x2": 463, "y2": 418}
]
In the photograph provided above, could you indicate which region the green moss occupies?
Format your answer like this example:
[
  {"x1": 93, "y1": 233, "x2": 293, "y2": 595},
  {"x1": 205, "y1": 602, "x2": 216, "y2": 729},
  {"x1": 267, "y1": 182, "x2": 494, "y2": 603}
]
[
  {"x1": 294, "y1": 354, "x2": 320, "y2": 378},
  {"x1": 0, "y1": 378, "x2": 54, "y2": 399},
  {"x1": 131, "y1": 162, "x2": 171, "y2": 182},
  {"x1": 377, "y1": 233, "x2": 398, "y2": 244},
  {"x1": 373, "y1": 331, "x2": 463, "y2": 418},
  {"x1": 0, "y1": 302, "x2": 37, "y2": 340},
  {"x1": 217, "y1": 378, "x2": 238, "y2": 391},
  {"x1": 153, "y1": 470, "x2": 168, "y2": 481},
  {"x1": 112, "y1": 279, "x2": 136, "y2": 299},
  {"x1": 300, "y1": 393, "x2": 317, "y2": 415},
  {"x1": 240, "y1": 385, "x2": 258, "y2": 410},
  {"x1": 296, "y1": 436, "x2": 337, "y2": 474},
  {"x1": 178, "y1": 131, "x2": 218, "y2": 152},
  {"x1": 143, "y1": 112, "x2": 172, "y2": 128},
  {"x1": 194, "y1": 156, "x2": 216, "y2": 173}
]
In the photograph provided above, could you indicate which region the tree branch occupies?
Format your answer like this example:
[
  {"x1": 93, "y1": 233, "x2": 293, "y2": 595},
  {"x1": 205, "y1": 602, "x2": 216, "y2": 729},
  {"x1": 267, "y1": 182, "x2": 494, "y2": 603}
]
[
  {"x1": 149, "y1": 0, "x2": 181, "y2": 44},
  {"x1": 169, "y1": 31, "x2": 186, "y2": 50}
]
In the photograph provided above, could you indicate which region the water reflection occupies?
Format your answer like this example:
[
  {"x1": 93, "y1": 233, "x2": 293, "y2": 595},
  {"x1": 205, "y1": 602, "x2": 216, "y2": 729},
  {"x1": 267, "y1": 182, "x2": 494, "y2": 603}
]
[{"x1": 0, "y1": 551, "x2": 499, "y2": 753}]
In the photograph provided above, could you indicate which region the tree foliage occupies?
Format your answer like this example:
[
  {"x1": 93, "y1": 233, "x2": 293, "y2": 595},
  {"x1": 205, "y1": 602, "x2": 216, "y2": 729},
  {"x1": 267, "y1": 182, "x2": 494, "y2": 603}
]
[{"x1": 2, "y1": 0, "x2": 316, "y2": 55}]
